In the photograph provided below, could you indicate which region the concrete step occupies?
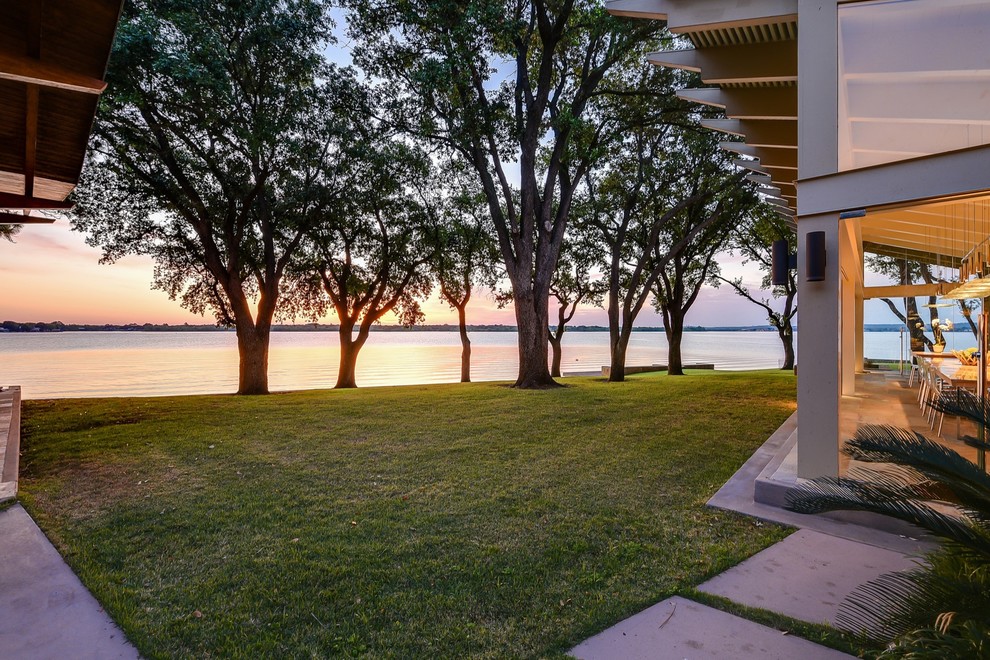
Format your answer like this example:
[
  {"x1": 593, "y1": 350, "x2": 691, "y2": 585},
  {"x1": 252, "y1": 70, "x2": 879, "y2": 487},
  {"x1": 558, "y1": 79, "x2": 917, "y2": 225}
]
[
  {"x1": 698, "y1": 529, "x2": 918, "y2": 629},
  {"x1": 570, "y1": 596, "x2": 854, "y2": 659}
]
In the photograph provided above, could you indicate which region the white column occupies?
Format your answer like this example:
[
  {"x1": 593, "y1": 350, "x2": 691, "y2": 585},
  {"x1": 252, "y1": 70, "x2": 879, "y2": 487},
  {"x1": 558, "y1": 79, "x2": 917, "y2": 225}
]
[
  {"x1": 797, "y1": 213, "x2": 841, "y2": 479},
  {"x1": 840, "y1": 222, "x2": 857, "y2": 395},
  {"x1": 855, "y1": 288, "x2": 865, "y2": 372},
  {"x1": 797, "y1": 0, "x2": 841, "y2": 479},
  {"x1": 853, "y1": 220, "x2": 866, "y2": 373}
]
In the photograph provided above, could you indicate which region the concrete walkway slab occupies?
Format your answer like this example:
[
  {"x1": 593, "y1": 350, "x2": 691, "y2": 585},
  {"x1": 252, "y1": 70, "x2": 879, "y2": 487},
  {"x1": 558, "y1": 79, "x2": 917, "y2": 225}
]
[
  {"x1": 570, "y1": 596, "x2": 854, "y2": 659},
  {"x1": 698, "y1": 529, "x2": 920, "y2": 627},
  {"x1": 0, "y1": 504, "x2": 140, "y2": 660}
]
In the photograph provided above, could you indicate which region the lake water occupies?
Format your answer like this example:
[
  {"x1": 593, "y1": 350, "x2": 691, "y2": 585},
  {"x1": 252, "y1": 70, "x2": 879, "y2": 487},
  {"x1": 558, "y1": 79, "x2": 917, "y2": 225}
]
[{"x1": 0, "y1": 329, "x2": 941, "y2": 399}]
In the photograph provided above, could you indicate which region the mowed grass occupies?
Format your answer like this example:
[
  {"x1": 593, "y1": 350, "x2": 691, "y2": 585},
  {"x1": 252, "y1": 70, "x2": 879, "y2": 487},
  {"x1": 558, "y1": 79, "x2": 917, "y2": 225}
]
[{"x1": 19, "y1": 371, "x2": 795, "y2": 658}]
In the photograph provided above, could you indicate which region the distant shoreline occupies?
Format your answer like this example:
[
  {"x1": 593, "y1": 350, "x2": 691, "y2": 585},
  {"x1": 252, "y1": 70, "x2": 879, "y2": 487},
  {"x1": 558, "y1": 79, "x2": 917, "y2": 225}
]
[
  {"x1": 1, "y1": 321, "x2": 743, "y2": 333},
  {"x1": 1, "y1": 321, "x2": 925, "y2": 334}
]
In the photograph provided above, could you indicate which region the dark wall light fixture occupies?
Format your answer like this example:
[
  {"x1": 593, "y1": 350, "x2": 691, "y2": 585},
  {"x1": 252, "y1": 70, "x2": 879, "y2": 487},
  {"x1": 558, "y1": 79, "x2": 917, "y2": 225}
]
[
  {"x1": 771, "y1": 239, "x2": 797, "y2": 286},
  {"x1": 806, "y1": 231, "x2": 827, "y2": 282}
]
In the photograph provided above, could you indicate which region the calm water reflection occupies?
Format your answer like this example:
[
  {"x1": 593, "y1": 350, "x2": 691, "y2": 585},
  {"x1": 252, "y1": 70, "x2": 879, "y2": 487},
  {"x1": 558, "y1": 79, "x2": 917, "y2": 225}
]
[{"x1": 0, "y1": 329, "x2": 824, "y2": 399}]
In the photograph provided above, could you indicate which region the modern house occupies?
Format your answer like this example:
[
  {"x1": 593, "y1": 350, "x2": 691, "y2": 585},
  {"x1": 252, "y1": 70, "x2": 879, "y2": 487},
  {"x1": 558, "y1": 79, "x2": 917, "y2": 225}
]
[{"x1": 606, "y1": 0, "x2": 990, "y2": 492}]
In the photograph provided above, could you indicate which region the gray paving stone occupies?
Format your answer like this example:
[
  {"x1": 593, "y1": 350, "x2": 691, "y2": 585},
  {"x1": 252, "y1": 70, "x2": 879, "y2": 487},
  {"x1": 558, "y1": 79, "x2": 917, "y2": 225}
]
[
  {"x1": 698, "y1": 529, "x2": 920, "y2": 627},
  {"x1": 570, "y1": 596, "x2": 854, "y2": 659},
  {"x1": 0, "y1": 504, "x2": 140, "y2": 660}
]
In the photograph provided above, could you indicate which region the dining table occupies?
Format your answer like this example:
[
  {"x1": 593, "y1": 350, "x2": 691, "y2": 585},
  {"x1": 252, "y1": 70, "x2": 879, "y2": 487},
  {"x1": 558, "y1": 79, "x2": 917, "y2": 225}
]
[{"x1": 925, "y1": 357, "x2": 986, "y2": 389}]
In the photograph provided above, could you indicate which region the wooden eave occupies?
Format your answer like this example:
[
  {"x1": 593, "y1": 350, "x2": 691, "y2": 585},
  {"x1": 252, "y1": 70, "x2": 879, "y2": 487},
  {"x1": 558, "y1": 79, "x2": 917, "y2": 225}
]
[{"x1": 0, "y1": 0, "x2": 124, "y2": 214}]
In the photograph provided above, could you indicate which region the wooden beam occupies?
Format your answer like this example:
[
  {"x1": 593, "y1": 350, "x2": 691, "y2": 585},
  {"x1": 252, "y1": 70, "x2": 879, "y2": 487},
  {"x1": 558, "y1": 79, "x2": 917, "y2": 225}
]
[
  {"x1": 679, "y1": 87, "x2": 797, "y2": 120},
  {"x1": 25, "y1": 0, "x2": 42, "y2": 198},
  {"x1": 863, "y1": 283, "x2": 946, "y2": 300},
  {"x1": 862, "y1": 241, "x2": 962, "y2": 268},
  {"x1": 0, "y1": 211, "x2": 55, "y2": 224},
  {"x1": 721, "y1": 87, "x2": 797, "y2": 121},
  {"x1": 702, "y1": 119, "x2": 797, "y2": 149},
  {"x1": 859, "y1": 228, "x2": 971, "y2": 258},
  {"x1": 24, "y1": 85, "x2": 38, "y2": 198},
  {"x1": 648, "y1": 42, "x2": 797, "y2": 85},
  {"x1": 0, "y1": 192, "x2": 74, "y2": 210},
  {"x1": 763, "y1": 166, "x2": 798, "y2": 182},
  {"x1": 0, "y1": 48, "x2": 107, "y2": 95}
]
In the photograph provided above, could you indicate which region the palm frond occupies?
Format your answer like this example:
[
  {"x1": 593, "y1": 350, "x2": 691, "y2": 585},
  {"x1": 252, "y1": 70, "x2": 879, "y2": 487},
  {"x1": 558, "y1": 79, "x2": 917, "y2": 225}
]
[
  {"x1": 837, "y1": 548, "x2": 990, "y2": 647},
  {"x1": 786, "y1": 478, "x2": 990, "y2": 555},
  {"x1": 845, "y1": 425, "x2": 990, "y2": 514},
  {"x1": 932, "y1": 388, "x2": 990, "y2": 428},
  {"x1": 785, "y1": 421, "x2": 990, "y2": 653},
  {"x1": 877, "y1": 620, "x2": 990, "y2": 659}
]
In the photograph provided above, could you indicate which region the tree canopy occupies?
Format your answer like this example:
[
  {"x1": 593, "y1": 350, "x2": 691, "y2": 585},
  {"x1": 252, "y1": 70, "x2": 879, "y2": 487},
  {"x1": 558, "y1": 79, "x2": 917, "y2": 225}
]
[
  {"x1": 72, "y1": 0, "x2": 349, "y2": 393},
  {"x1": 346, "y1": 0, "x2": 667, "y2": 387}
]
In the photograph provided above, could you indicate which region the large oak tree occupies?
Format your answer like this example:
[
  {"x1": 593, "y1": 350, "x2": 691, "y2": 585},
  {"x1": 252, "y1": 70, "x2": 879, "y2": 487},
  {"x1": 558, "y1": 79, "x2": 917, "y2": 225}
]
[
  {"x1": 71, "y1": 0, "x2": 346, "y2": 394},
  {"x1": 347, "y1": 0, "x2": 664, "y2": 387},
  {"x1": 652, "y1": 134, "x2": 758, "y2": 375},
  {"x1": 293, "y1": 138, "x2": 436, "y2": 389}
]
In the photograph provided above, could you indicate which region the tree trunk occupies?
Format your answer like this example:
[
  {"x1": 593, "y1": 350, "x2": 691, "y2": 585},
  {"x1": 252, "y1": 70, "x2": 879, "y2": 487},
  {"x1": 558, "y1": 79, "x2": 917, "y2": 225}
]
[
  {"x1": 607, "y1": 296, "x2": 632, "y2": 382},
  {"x1": 513, "y1": 288, "x2": 559, "y2": 388},
  {"x1": 234, "y1": 322, "x2": 270, "y2": 395},
  {"x1": 335, "y1": 321, "x2": 364, "y2": 389},
  {"x1": 665, "y1": 309, "x2": 685, "y2": 376},
  {"x1": 457, "y1": 304, "x2": 471, "y2": 383},
  {"x1": 778, "y1": 324, "x2": 795, "y2": 370},
  {"x1": 549, "y1": 336, "x2": 563, "y2": 378},
  {"x1": 609, "y1": 338, "x2": 628, "y2": 382},
  {"x1": 228, "y1": 281, "x2": 275, "y2": 395}
]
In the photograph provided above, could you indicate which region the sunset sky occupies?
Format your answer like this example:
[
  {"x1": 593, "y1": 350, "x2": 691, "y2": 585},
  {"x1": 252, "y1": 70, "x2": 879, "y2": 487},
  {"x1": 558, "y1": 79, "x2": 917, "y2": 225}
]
[
  {"x1": 0, "y1": 18, "x2": 917, "y2": 332},
  {"x1": 0, "y1": 217, "x2": 814, "y2": 328}
]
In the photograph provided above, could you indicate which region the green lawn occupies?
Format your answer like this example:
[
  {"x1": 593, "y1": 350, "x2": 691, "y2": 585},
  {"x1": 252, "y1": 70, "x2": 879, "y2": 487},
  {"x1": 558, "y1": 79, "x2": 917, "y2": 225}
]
[{"x1": 19, "y1": 371, "x2": 796, "y2": 658}]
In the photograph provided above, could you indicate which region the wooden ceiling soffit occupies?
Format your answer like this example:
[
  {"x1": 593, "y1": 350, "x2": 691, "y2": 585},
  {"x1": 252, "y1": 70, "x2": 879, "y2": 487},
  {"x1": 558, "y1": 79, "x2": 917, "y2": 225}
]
[
  {"x1": 773, "y1": 180, "x2": 796, "y2": 194},
  {"x1": 0, "y1": 211, "x2": 55, "y2": 224},
  {"x1": 0, "y1": 49, "x2": 107, "y2": 95},
  {"x1": 605, "y1": 0, "x2": 798, "y2": 33},
  {"x1": 702, "y1": 119, "x2": 796, "y2": 149},
  {"x1": 648, "y1": 42, "x2": 796, "y2": 85},
  {"x1": 0, "y1": 191, "x2": 73, "y2": 210},
  {"x1": 862, "y1": 241, "x2": 962, "y2": 268},
  {"x1": 763, "y1": 166, "x2": 798, "y2": 183},
  {"x1": 860, "y1": 229, "x2": 971, "y2": 258},
  {"x1": 678, "y1": 87, "x2": 797, "y2": 120}
]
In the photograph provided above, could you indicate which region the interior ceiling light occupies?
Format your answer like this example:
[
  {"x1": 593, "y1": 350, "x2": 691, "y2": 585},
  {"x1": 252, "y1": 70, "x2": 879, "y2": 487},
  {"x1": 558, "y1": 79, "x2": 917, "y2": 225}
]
[{"x1": 942, "y1": 278, "x2": 990, "y2": 300}]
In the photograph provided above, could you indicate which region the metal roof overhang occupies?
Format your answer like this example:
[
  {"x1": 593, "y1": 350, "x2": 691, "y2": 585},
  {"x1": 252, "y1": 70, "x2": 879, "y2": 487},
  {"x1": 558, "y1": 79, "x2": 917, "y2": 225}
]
[{"x1": 0, "y1": 0, "x2": 124, "y2": 223}]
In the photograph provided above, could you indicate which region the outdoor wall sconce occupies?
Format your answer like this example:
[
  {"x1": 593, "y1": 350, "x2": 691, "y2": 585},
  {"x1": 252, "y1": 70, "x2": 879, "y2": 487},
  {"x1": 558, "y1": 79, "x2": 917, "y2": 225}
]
[
  {"x1": 806, "y1": 231, "x2": 827, "y2": 282},
  {"x1": 771, "y1": 239, "x2": 796, "y2": 286}
]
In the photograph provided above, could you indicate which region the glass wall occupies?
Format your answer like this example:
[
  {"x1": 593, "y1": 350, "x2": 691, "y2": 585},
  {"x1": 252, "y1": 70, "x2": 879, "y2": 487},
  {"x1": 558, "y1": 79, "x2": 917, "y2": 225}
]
[{"x1": 838, "y1": 0, "x2": 990, "y2": 171}]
